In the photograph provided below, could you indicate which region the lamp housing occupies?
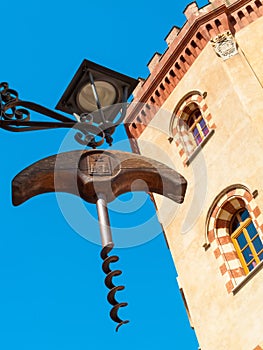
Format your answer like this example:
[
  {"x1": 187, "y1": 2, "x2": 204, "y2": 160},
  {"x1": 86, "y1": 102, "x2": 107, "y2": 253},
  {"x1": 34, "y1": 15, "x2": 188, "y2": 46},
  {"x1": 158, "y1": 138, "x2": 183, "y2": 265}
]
[{"x1": 55, "y1": 59, "x2": 138, "y2": 124}]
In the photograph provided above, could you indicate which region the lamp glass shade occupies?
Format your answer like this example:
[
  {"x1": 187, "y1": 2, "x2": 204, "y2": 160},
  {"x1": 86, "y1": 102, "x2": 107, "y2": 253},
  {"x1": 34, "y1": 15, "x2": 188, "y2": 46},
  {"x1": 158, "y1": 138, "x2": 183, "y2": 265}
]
[{"x1": 77, "y1": 81, "x2": 117, "y2": 113}]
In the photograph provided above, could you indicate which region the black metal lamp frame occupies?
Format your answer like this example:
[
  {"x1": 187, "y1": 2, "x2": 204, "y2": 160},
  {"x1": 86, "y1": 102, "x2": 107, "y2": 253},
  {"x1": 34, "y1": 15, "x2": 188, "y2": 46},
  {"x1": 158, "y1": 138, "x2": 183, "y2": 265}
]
[{"x1": 0, "y1": 59, "x2": 138, "y2": 148}]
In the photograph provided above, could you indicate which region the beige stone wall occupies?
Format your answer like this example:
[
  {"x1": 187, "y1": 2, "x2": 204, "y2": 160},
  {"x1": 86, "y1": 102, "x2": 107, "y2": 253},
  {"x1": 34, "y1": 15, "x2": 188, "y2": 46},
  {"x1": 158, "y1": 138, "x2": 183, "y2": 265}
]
[{"x1": 136, "y1": 17, "x2": 263, "y2": 350}]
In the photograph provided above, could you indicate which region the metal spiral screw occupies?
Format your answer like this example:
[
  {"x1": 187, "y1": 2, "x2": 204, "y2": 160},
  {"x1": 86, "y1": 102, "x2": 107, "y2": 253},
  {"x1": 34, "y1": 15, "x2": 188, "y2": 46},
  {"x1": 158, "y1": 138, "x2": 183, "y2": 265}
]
[
  {"x1": 101, "y1": 245, "x2": 129, "y2": 332},
  {"x1": 96, "y1": 193, "x2": 129, "y2": 332}
]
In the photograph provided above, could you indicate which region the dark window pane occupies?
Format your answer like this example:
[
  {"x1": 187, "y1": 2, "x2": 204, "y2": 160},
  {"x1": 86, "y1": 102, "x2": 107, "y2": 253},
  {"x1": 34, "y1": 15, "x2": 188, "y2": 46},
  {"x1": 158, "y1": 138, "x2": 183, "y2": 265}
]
[
  {"x1": 252, "y1": 236, "x2": 263, "y2": 253},
  {"x1": 193, "y1": 128, "x2": 199, "y2": 137},
  {"x1": 194, "y1": 110, "x2": 201, "y2": 118},
  {"x1": 196, "y1": 135, "x2": 202, "y2": 145},
  {"x1": 237, "y1": 232, "x2": 247, "y2": 249},
  {"x1": 203, "y1": 127, "x2": 209, "y2": 136},
  {"x1": 240, "y1": 209, "x2": 250, "y2": 221},
  {"x1": 231, "y1": 217, "x2": 240, "y2": 231},
  {"x1": 258, "y1": 252, "x2": 263, "y2": 261},
  {"x1": 248, "y1": 261, "x2": 257, "y2": 271},
  {"x1": 187, "y1": 117, "x2": 194, "y2": 127},
  {"x1": 242, "y1": 246, "x2": 253, "y2": 263},
  {"x1": 200, "y1": 119, "x2": 205, "y2": 127},
  {"x1": 247, "y1": 222, "x2": 258, "y2": 239}
]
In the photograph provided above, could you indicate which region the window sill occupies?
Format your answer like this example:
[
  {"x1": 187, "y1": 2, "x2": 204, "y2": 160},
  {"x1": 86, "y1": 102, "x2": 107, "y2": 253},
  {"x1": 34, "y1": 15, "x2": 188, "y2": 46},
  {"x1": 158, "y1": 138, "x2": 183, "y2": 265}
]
[
  {"x1": 232, "y1": 260, "x2": 263, "y2": 295},
  {"x1": 185, "y1": 129, "x2": 215, "y2": 166}
]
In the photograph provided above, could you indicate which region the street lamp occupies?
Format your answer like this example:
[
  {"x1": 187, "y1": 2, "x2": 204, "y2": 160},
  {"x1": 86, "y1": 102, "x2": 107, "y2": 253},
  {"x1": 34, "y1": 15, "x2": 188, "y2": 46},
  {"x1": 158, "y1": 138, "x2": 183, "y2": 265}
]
[
  {"x1": 0, "y1": 59, "x2": 187, "y2": 332},
  {"x1": 0, "y1": 59, "x2": 138, "y2": 148}
]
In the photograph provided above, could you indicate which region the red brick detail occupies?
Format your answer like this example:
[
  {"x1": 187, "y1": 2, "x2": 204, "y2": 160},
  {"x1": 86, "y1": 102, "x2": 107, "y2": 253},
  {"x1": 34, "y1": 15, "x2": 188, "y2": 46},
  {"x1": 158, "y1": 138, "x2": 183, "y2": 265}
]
[
  {"x1": 244, "y1": 190, "x2": 253, "y2": 201},
  {"x1": 201, "y1": 104, "x2": 208, "y2": 112},
  {"x1": 225, "y1": 280, "x2": 234, "y2": 293},
  {"x1": 216, "y1": 219, "x2": 229, "y2": 228},
  {"x1": 208, "y1": 229, "x2": 215, "y2": 243},
  {"x1": 186, "y1": 96, "x2": 192, "y2": 104},
  {"x1": 179, "y1": 148, "x2": 185, "y2": 157},
  {"x1": 220, "y1": 263, "x2": 227, "y2": 276},
  {"x1": 218, "y1": 236, "x2": 232, "y2": 245},
  {"x1": 164, "y1": 82, "x2": 173, "y2": 94},
  {"x1": 223, "y1": 200, "x2": 240, "y2": 214},
  {"x1": 214, "y1": 247, "x2": 221, "y2": 259},
  {"x1": 206, "y1": 113, "x2": 212, "y2": 122},
  {"x1": 212, "y1": 205, "x2": 220, "y2": 218},
  {"x1": 224, "y1": 251, "x2": 239, "y2": 261},
  {"x1": 196, "y1": 95, "x2": 202, "y2": 103},
  {"x1": 227, "y1": 190, "x2": 236, "y2": 198},
  {"x1": 231, "y1": 267, "x2": 245, "y2": 278},
  {"x1": 177, "y1": 110, "x2": 182, "y2": 118},
  {"x1": 253, "y1": 206, "x2": 261, "y2": 218}
]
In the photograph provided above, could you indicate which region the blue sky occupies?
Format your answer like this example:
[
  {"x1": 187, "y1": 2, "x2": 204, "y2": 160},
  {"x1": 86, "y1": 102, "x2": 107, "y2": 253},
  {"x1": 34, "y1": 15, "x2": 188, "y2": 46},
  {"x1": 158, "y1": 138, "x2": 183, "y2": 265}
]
[{"x1": 0, "y1": 1, "x2": 208, "y2": 349}]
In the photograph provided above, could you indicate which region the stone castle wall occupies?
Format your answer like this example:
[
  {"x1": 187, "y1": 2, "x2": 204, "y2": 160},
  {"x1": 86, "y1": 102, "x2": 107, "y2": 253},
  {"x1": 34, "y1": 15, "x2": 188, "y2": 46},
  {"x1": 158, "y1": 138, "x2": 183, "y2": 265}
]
[{"x1": 125, "y1": 1, "x2": 263, "y2": 349}]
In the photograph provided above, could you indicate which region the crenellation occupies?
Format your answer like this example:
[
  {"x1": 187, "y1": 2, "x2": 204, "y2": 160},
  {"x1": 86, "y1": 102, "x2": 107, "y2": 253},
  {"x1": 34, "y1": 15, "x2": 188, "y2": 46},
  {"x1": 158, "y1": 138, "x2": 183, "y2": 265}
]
[
  {"x1": 208, "y1": 0, "x2": 224, "y2": 5},
  {"x1": 147, "y1": 52, "x2": 162, "y2": 73},
  {"x1": 131, "y1": 78, "x2": 145, "y2": 99},
  {"x1": 165, "y1": 26, "x2": 180, "y2": 46},
  {"x1": 183, "y1": 2, "x2": 200, "y2": 20}
]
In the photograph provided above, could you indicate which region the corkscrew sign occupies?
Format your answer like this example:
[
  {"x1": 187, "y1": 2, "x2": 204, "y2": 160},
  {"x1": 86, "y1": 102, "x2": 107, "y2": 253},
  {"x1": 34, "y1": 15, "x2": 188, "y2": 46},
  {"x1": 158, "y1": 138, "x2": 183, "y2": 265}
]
[
  {"x1": 11, "y1": 100, "x2": 208, "y2": 331},
  {"x1": 12, "y1": 147, "x2": 187, "y2": 331}
]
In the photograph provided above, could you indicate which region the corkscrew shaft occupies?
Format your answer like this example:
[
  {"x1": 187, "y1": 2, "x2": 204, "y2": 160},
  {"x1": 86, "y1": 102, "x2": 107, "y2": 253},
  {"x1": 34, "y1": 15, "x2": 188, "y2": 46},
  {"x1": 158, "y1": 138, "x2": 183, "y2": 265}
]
[
  {"x1": 96, "y1": 193, "x2": 114, "y2": 249},
  {"x1": 96, "y1": 193, "x2": 129, "y2": 331}
]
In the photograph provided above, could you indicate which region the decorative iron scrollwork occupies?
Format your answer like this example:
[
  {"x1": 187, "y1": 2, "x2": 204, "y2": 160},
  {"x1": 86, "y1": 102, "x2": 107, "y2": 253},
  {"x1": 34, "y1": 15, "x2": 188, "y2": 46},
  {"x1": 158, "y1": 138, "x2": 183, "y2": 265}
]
[{"x1": 0, "y1": 82, "x2": 122, "y2": 148}]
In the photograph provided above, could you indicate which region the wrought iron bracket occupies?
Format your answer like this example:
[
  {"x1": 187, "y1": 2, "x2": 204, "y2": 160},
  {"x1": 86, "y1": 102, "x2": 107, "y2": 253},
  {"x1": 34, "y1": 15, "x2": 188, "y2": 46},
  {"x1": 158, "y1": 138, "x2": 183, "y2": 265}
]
[{"x1": 0, "y1": 82, "x2": 127, "y2": 148}]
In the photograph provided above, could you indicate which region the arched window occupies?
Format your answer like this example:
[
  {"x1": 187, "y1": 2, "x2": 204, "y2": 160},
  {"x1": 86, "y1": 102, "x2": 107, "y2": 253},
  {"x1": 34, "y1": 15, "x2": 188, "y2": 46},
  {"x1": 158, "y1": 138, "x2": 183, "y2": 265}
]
[
  {"x1": 186, "y1": 108, "x2": 209, "y2": 146},
  {"x1": 170, "y1": 91, "x2": 215, "y2": 166},
  {"x1": 230, "y1": 208, "x2": 263, "y2": 274},
  {"x1": 178, "y1": 103, "x2": 210, "y2": 154},
  {"x1": 206, "y1": 186, "x2": 263, "y2": 292}
]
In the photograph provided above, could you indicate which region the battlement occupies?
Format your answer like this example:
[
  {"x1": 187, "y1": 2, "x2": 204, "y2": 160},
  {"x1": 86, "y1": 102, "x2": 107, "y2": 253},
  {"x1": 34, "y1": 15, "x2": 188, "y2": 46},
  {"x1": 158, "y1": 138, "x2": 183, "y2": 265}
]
[{"x1": 126, "y1": 0, "x2": 263, "y2": 141}]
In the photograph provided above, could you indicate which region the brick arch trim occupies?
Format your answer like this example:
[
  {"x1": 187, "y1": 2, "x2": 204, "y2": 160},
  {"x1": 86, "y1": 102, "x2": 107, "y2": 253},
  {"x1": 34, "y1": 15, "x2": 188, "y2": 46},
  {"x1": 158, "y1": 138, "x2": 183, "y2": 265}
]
[
  {"x1": 206, "y1": 185, "x2": 263, "y2": 292},
  {"x1": 205, "y1": 184, "x2": 252, "y2": 243},
  {"x1": 205, "y1": 185, "x2": 261, "y2": 244},
  {"x1": 169, "y1": 90, "x2": 205, "y2": 136},
  {"x1": 169, "y1": 90, "x2": 215, "y2": 165}
]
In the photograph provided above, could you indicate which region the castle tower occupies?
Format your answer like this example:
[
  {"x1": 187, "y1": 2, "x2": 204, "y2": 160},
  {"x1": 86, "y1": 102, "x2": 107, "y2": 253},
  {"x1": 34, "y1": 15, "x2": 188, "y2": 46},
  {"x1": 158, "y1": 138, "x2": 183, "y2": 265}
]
[{"x1": 125, "y1": 1, "x2": 263, "y2": 349}]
